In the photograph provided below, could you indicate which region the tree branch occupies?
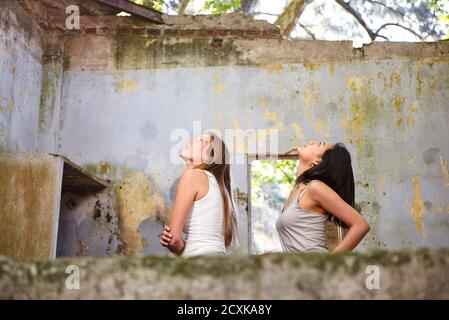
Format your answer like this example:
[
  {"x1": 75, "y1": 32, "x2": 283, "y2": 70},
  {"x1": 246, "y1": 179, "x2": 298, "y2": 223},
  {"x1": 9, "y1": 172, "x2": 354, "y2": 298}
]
[
  {"x1": 298, "y1": 22, "x2": 316, "y2": 39},
  {"x1": 334, "y1": 0, "x2": 376, "y2": 40},
  {"x1": 374, "y1": 23, "x2": 424, "y2": 40},
  {"x1": 241, "y1": 0, "x2": 257, "y2": 13},
  {"x1": 275, "y1": 0, "x2": 314, "y2": 38}
]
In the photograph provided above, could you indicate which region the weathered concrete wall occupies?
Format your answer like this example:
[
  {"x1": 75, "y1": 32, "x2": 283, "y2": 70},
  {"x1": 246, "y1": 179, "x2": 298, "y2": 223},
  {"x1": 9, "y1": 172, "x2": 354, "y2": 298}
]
[
  {"x1": 2, "y1": 2, "x2": 449, "y2": 257},
  {"x1": 0, "y1": 153, "x2": 63, "y2": 260},
  {"x1": 1, "y1": 249, "x2": 448, "y2": 299},
  {"x1": 57, "y1": 22, "x2": 449, "y2": 254},
  {"x1": 0, "y1": 0, "x2": 44, "y2": 152}
]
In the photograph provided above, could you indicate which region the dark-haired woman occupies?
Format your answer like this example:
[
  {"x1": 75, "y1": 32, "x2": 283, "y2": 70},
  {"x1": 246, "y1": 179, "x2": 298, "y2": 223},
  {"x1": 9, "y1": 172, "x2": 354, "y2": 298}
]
[{"x1": 276, "y1": 141, "x2": 370, "y2": 253}]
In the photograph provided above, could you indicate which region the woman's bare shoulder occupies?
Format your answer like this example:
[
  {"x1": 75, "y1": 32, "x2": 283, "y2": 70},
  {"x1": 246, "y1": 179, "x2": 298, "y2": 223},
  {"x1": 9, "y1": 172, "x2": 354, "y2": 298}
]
[{"x1": 307, "y1": 180, "x2": 335, "y2": 197}]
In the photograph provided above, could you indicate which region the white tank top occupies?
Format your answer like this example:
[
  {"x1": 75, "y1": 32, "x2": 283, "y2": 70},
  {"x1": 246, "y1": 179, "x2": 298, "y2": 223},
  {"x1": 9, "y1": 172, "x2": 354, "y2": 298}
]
[{"x1": 182, "y1": 170, "x2": 227, "y2": 257}]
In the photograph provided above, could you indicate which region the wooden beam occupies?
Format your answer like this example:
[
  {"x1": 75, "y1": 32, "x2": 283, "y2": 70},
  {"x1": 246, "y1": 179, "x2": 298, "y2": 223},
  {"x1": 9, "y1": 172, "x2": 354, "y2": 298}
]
[{"x1": 94, "y1": 0, "x2": 164, "y2": 23}]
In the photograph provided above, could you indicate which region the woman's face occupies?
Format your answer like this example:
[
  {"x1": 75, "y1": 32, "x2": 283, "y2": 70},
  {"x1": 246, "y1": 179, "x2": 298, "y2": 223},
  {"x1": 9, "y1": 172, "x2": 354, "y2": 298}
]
[
  {"x1": 180, "y1": 133, "x2": 213, "y2": 164},
  {"x1": 297, "y1": 140, "x2": 334, "y2": 166}
]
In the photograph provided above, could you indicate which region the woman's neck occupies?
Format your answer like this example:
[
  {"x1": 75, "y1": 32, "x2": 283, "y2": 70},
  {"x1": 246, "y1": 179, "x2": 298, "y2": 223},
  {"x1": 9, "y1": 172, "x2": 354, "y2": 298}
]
[{"x1": 296, "y1": 161, "x2": 309, "y2": 178}]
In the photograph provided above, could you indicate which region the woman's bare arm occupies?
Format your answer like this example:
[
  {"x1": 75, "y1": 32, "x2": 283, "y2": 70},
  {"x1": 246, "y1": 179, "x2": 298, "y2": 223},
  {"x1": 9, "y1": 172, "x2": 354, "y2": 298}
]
[
  {"x1": 161, "y1": 169, "x2": 200, "y2": 255},
  {"x1": 307, "y1": 181, "x2": 370, "y2": 253}
]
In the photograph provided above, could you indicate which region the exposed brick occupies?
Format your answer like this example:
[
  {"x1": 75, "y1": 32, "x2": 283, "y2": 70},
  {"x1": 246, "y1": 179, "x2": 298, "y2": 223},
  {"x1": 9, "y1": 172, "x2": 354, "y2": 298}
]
[
  {"x1": 211, "y1": 30, "x2": 229, "y2": 37},
  {"x1": 146, "y1": 29, "x2": 162, "y2": 37},
  {"x1": 85, "y1": 27, "x2": 97, "y2": 35},
  {"x1": 229, "y1": 30, "x2": 245, "y2": 37},
  {"x1": 244, "y1": 29, "x2": 262, "y2": 38},
  {"x1": 97, "y1": 27, "x2": 112, "y2": 36},
  {"x1": 263, "y1": 29, "x2": 280, "y2": 38},
  {"x1": 164, "y1": 29, "x2": 179, "y2": 37},
  {"x1": 179, "y1": 29, "x2": 197, "y2": 37},
  {"x1": 196, "y1": 29, "x2": 215, "y2": 37},
  {"x1": 131, "y1": 28, "x2": 146, "y2": 36},
  {"x1": 115, "y1": 28, "x2": 130, "y2": 36}
]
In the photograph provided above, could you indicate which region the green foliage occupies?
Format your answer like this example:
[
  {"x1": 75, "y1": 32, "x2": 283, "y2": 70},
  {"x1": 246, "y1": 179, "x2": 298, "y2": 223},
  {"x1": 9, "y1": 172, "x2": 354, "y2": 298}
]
[
  {"x1": 152, "y1": 0, "x2": 164, "y2": 12},
  {"x1": 251, "y1": 160, "x2": 297, "y2": 205},
  {"x1": 429, "y1": 0, "x2": 449, "y2": 38},
  {"x1": 203, "y1": 0, "x2": 241, "y2": 14}
]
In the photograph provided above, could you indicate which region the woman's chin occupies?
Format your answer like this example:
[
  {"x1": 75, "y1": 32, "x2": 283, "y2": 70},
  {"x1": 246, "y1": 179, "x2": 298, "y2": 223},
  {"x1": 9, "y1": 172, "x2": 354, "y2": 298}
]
[{"x1": 179, "y1": 152, "x2": 192, "y2": 163}]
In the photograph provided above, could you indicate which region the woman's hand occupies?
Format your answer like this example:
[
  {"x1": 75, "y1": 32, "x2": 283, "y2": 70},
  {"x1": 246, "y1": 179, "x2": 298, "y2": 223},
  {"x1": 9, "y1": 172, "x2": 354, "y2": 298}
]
[{"x1": 160, "y1": 226, "x2": 173, "y2": 247}]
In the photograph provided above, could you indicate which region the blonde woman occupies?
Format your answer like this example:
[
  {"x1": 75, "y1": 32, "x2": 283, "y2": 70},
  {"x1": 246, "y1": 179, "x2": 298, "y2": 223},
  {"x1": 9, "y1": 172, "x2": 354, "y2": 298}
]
[{"x1": 160, "y1": 132, "x2": 237, "y2": 256}]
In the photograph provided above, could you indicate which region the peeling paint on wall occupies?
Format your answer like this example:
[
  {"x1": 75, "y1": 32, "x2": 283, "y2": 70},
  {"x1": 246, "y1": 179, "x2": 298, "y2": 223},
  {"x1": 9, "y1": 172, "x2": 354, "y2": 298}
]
[
  {"x1": 411, "y1": 175, "x2": 425, "y2": 235},
  {"x1": 116, "y1": 79, "x2": 138, "y2": 94},
  {"x1": 440, "y1": 157, "x2": 449, "y2": 187},
  {"x1": 114, "y1": 170, "x2": 168, "y2": 255}
]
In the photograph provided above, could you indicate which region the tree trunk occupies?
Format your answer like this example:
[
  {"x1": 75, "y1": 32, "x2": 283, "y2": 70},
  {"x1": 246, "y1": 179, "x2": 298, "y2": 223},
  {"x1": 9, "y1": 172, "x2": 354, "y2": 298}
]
[
  {"x1": 241, "y1": 0, "x2": 257, "y2": 13},
  {"x1": 178, "y1": 0, "x2": 190, "y2": 15}
]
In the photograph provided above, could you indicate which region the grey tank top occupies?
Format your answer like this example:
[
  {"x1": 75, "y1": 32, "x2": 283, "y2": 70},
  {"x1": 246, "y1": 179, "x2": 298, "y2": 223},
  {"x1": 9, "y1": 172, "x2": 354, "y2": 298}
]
[{"x1": 276, "y1": 181, "x2": 329, "y2": 252}]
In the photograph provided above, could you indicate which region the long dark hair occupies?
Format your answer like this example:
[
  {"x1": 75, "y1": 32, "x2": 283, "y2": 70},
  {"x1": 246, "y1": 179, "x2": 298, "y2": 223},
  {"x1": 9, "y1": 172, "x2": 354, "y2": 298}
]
[
  {"x1": 194, "y1": 132, "x2": 237, "y2": 248},
  {"x1": 296, "y1": 143, "x2": 355, "y2": 226}
]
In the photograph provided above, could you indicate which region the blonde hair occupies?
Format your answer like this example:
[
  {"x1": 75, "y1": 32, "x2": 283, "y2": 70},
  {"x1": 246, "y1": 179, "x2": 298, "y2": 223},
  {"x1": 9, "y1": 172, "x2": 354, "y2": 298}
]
[{"x1": 194, "y1": 132, "x2": 237, "y2": 247}]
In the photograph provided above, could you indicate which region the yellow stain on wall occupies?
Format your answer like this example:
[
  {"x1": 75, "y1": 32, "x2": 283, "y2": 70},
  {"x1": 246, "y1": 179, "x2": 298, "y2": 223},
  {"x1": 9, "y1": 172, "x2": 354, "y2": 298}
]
[
  {"x1": 378, "y1": 174, "x2": 386, "y2": 189},
  {"x1": 434, "y1": 193, "x2": 443, "y2": 214},
  {"x1": 411, "y1": 175, "x2": 425, "y2": 234},
  {"x1": 315, "y1": 118, "x2": 326, "y2": 135},
  {"x1": 257, "y1": 96, "x2": 286, "y2": 131},
  {"x1": 258, "y1": 97, "x2": 268, "y2": 107},
  {"x1": 260, "y1": 64, "x2": 283, "y2": 74},
  {"x1": 348, "y1": 101, "x2": 366, "y2": 154},
  {"x1": 264, "y1": 109, "x2": 285, "y2": 130},
  {"x1": 346, "y1": 76, "x2": 363, "y2": 94},
  {"x1": 392, "y1": 95, "x2": 405, "y2": 112},
  {"x1": 290, "y1": 123, "x2": 304, "y2": 141},
  {"x1": 406, "y1": 102, "x2": 419, "y2": 126},
  {"x1": 288, "y1": 65, "x2": 298, "y2": 72},
  {"x1": 303, "y1": 63, "x2": 322, "y2": 70},
  {"x1": 100, "y1": 162, "x2": 111, "y2": 174},
  {"x1": 414, "y1": 60, "x2": 424, "y2": 97},
  {"x1": 213, "y1": 83, "x2": 226, "y2": 94},
  {"x1": 329, "y1": 63, "x2": 335, "y2": 78},
  {"x1": 303, "y1": 89, "x2": 315, "y2": 124},
  {"x1": 8, "y1": 98, "x2": 15, "y2": 112},
  {"x1": 0, "y1": 99, "x2": 3, "y2": 113},
  {"x1": 117, "y1": 80, "x2": 137, "y2": 94},
  {"x1": 212, "y1": 71, "x2": 222, "y2": 81},
  {"x1": 115, "y1": 171, "x2": 167, "y2": 255},
  {"x1": 440, "y1": 156, "x2": 449, "y2": 187},
  {"x1": 390, "y1": 70, "x2": 401, "y2": 86}
]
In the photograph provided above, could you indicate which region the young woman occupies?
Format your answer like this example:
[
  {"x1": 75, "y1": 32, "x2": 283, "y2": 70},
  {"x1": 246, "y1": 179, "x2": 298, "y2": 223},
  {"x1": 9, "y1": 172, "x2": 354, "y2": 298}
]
[
  {"x1": 160, "y1": 132, "x2": 237, "y2": 257},
  {"x1": 276, "y1": 141, "x2": 370, "y2": 253}
]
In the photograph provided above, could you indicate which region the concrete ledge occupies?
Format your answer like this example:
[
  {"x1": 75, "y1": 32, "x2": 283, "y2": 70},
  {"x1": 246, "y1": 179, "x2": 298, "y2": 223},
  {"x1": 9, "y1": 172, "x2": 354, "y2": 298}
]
[{"x1": 1, "y1": 250, "x2": 448, "y2": 299}]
